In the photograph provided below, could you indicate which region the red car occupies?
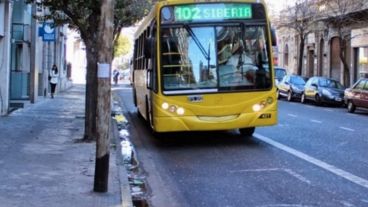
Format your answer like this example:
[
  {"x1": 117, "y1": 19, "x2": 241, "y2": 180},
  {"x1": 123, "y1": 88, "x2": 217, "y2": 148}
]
[{"x1": 344, "y1": 78, "x2": 368, "y2": 113}]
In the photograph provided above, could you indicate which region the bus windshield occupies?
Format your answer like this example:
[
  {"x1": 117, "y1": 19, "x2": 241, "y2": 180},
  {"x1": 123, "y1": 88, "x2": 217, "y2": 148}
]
[{"x1": 160, "y1": 25, "x2": 272, "y2": 94}]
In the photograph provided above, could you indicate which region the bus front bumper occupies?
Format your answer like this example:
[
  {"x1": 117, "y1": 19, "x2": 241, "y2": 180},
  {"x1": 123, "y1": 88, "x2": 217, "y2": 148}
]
[{"x1": 153, "y1": 111, "x2": 277, "y2": 133}]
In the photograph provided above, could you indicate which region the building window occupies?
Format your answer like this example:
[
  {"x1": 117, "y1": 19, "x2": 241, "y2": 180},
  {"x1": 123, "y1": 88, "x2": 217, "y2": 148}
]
[
  {"x1": 359, "y1": 47, "x2": 368, "y2": 78},
  {"x1": 11, "y1": 43, "x2": 23, "y2": 71},
  {"x1": 284, "y1": 44, "x2": 289, "y2": 67},
  {"x1": 330, "y1": 37, "x2": 341, "y2": 81},
  {"x1": 318, "y1": 39, "x2": 324, "y2": 76}
]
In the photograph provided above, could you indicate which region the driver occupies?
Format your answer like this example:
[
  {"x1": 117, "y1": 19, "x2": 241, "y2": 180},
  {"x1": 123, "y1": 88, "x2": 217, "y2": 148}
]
[{"x1": 226, "y1": 40, "x2": 253, "y2": 68}]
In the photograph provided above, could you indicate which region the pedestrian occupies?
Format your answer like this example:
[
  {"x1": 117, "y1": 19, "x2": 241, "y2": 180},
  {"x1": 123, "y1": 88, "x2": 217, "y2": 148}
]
[
  {"x1": 49, "y1": 64, "x2": 58, "y2": 98},
  {"x1": 113, "y1": 69, "x2": 120, "y2": 85}
]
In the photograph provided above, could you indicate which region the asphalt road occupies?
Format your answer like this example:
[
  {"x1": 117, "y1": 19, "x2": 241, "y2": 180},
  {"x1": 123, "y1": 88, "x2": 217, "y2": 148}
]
[{"x1": 114, "y1": 85, "x2": 368, "y2": 207}]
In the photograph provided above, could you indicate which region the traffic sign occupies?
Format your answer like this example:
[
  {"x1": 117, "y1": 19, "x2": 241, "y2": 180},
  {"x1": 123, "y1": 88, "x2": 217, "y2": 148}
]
[{"x1": 42, "y1": 22, "x2": 55, "y2": 42}]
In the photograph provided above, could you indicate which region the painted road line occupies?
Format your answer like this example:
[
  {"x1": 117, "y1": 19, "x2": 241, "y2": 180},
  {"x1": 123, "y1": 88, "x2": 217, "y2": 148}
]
[
  {"x1": 229, "y1": 168, "x2": 311, "y2": 184},
  {"x1": 324, "y1": 109, "x2": 333, "y2": 112},
  {"x1": 288, "y1": 114, "x2": 298, "y2": 118},
  {"x1": 254, "y1": 133, "x2": 368, "y2": 190},
  {"x1": 339, "y1": 127, "x2": 355, "y2": 132},
  {"x1": 310, "y1": 119, "x2": 322, "y2": 124}
]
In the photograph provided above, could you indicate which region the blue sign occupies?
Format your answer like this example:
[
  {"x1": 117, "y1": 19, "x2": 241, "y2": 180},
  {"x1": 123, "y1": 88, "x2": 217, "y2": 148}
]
[{"x1": 42, "y1": 22, "x2": 55, "y2": 42}]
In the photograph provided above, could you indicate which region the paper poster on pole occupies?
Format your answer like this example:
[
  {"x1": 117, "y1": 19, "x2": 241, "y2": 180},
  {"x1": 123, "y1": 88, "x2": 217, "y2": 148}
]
[{"x1": 97, "y1": 63, "x2": 110, "y2": 78}]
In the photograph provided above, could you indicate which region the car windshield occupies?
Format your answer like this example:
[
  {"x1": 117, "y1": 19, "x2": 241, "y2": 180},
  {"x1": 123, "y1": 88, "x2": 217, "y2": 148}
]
[
  {"x1": 275, "y1": 68, "x2": 286, "y2": 80},
  {"x1": 290, "y1": 76, "x2": 305, "y2": 85},
  {"x1": 160, "y1": 25, "x2": 272, "y2": 94},
  {"x1": 319, "y1": 79, "x2": 344, "y2": 89}
]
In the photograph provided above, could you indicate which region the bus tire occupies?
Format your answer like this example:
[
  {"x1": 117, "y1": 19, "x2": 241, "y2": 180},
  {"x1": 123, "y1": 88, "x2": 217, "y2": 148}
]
[{"x1": 239, "y1": 127, "x2": 255, "y2": 137}]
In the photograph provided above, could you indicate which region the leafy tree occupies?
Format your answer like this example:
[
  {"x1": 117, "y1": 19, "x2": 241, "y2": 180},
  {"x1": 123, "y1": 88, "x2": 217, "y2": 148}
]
[
  {"x1": 114, "y1": 35, "x2": 132, "y2": 57},
  {"x1": 28, "y1": 0, "x2": 151, "y2": 141}
]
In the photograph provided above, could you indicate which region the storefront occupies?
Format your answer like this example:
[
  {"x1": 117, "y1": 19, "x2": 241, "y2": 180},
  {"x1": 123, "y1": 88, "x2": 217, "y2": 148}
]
[{"x1": 351, "y1": 28, "x2": 368, "y2": 80}]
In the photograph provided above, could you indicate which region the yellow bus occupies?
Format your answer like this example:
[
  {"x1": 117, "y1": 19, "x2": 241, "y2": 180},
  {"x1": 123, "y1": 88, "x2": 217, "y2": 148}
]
[{"x1": 131, "y1": 0, "x2": 277, "y2": 136}]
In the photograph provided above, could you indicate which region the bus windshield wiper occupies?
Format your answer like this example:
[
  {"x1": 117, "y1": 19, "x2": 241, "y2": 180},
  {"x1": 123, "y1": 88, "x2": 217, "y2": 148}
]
[{"x1": 183, "y1": 24, "x2": 210, "y2": 61}]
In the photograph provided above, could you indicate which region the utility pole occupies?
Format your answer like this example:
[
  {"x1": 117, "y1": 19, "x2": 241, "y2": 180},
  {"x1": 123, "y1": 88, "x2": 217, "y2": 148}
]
[{"x1": 93, "y1": 0, "x2": 114, "y2": 193}]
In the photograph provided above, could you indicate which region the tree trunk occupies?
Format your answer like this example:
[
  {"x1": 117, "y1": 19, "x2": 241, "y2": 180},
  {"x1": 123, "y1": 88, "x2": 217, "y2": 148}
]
[
  {"x1": 83, "y1": 45, "x2": 98, "y2": 142},
  {"x1": 297, "y1": 35, "x2": 305, "y2": 76},
  {"x1": 339, "y1": 38, "x2": 350, "y2": 86},
  {"x1": 93, "y1": 0, "x2": 114, "y2": 193}
]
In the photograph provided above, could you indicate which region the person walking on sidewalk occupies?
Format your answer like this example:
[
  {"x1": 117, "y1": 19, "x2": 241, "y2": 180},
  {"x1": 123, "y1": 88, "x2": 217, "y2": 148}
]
[
  {"x1": 49, "y1": 64, "x2": 59, "y2": 98},
  {"x1": 113, "y1": 69, "x2": 120, "y2": 85}
]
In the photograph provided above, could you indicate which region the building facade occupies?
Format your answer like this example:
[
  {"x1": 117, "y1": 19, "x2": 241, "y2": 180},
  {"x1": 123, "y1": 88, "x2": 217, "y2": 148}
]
[
  {"x1": 277, "y1": 2, "x2": 368, "y2": 87},
  {"x1": 0, "y1": 0, "x2": 71, "y2": 116},
  {"x1": 0, "y1": 0, "x2": 13, "y2": 115}
]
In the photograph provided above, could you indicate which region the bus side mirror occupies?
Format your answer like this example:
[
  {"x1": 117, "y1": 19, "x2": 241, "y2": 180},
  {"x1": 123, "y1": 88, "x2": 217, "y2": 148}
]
[
  {"x1": 144, "y1": 38, "x2": 154, "y2": 58},
  {"x1": 271, "y1": 28, "x2": 277, "y2": 46}
]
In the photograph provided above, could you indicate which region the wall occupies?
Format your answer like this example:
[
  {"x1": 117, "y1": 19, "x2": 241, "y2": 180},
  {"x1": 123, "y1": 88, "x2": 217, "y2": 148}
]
[{"x1": 0, "y1": 1, "x2": 12, "y2": 115}]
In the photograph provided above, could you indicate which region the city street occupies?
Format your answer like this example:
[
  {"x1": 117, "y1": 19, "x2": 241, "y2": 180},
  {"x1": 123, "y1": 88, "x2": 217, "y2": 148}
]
[{"x1": 114, "y1": 85, "x2": 368, "y2": 207}]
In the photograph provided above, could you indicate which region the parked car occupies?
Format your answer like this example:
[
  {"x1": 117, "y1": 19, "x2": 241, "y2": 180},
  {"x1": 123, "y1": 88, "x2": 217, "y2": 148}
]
[
  {"x1": 301, "y1": 76, "x2": 345, "y2": 106},
  {"x1": 278, "y1": 74, "x2": 306, "y2": 101},
  {"x1": 344, "y1": 78, "x2": 368, "y2": 113},
  {"x1": 274, "y1": 66, "x2": 287, "y2": 87}
]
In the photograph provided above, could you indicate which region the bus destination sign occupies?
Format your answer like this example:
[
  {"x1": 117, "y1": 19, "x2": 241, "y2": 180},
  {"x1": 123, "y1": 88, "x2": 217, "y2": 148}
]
[{"x1": 174, "y1": 4, "x2": 252, "y2": 22}]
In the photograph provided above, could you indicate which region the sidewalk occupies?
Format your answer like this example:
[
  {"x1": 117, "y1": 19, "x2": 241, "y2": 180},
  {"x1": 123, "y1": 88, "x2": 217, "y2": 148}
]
[{"x1": 0, "y1": 85, "x2": 131, "y2": 207}]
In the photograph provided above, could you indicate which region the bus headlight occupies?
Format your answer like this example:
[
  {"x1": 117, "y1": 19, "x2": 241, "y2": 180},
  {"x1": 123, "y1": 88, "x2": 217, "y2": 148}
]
[
  {"x1": 162, "y1": 102, "x2": 169, "y2": 110},
  {"x1": 253, "y1": 97, "x2": 274, "y2": 112},
  {"x1": 267, "y1": 97, "x2": 274, "y2": 104},
  {"x1": 252, "y1": 104, "x2": 262, "y2": 112},
  {"x1": 162, "y1": 102, "x2": 185, "y2": 115},
  {"x1": 169, "y1": 105, "x2": 177, "y2": 113},
  {"x1": 176, "y1": 107, "x2": 185, "y2": 115}
]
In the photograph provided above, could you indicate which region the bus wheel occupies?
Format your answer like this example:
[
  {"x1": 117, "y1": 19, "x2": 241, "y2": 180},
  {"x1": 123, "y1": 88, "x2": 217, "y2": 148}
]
[{"x1": 239, "y1": 127, "x2": 255, "y2": 137}]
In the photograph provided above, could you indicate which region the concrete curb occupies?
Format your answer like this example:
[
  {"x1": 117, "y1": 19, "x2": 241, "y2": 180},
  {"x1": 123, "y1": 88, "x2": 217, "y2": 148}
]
[{"x1": 112, "y1": 117, "x2": 134, "y2": 207}]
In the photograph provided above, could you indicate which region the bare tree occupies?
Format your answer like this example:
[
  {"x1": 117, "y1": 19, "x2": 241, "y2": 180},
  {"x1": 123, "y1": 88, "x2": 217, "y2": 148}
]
[
  {"x1": 319, "y1": 0, "x2": 367, "y2": 85},
  {"x1": 278, "y1": 0, "x2": 317, "y2": 75}
]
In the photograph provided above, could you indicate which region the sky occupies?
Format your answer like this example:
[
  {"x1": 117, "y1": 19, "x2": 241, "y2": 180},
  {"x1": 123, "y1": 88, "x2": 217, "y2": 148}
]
[{"x1": 264, "y1": 0, "x2": 296, "y2": 14}]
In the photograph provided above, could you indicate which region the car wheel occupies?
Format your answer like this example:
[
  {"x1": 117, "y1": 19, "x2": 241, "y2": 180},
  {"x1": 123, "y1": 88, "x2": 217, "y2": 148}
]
[
  {"x1": 315, "y1": 94, "x2": 322, "y2": 106},
  {"x1": 239, "y1": 127, "x2": 255, "y2": 137},
  {"x1": 287, "y1": 91, "x2": 292, "y2": 102},
  {"x1": 347, "y1": 101, "x2": 356, "y2": 113},
  {"x1": 301, "y1": 93, "x2": 305, "y2": 103}
]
